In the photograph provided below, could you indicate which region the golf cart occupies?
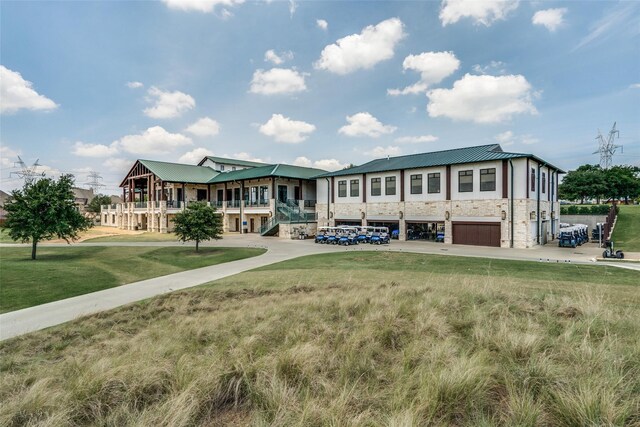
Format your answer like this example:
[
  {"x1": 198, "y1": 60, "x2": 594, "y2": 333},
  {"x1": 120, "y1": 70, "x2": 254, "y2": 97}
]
[
  {"x1": 369, "y1": 227, "x2": 390, "y2": 245},
  {"x1": 315, "y1": 226, "x2": 329, "y2": 244},
  {"x1": 558, "y1": 227, "x2": 577, "y2": 248},
  {"x1": 356, "y1": 226, "x2": 374, "y2": 244},
  {"x1": 337, "y1": 226, "x2": 359, "y2": 246}
]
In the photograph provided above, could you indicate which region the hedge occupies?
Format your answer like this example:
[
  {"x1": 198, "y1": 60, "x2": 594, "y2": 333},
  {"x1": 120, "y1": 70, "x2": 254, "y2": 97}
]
[{"x1": 560, "y1": 205, "x2": 612, "y2": 215}]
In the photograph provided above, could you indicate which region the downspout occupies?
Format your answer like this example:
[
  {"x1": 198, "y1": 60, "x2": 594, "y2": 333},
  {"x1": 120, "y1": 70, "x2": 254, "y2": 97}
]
[
  {"x1": 324, "y1": 177, "x2": 330, "y2": 226},
  {"x1": 537, "y1": 162, "x2": 547, "y2": 245},
  {"x1": 509, "y1": 159, "x2": 514, "y2": 248}
]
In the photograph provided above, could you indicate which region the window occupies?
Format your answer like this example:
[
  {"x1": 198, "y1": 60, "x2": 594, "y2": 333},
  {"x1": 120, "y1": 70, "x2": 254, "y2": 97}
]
[
  {"x1": 542, "y1": 172, "x2": 546, "y2": 194},
  {"x1": 220, "y1": 165, "x2": 225, "y2": 171},
  {"x1": 427, "y1": 173, "x2": 440, "y2": 194},
  {"x1": 385, "y1": 176, "x2": 396, "y2": 195},
  {"x1": 232, "y1": 166, "x2": 236, "y2": 171},
  {"x1": 371, "y1": 178, "x2": 381, "y2": 196},
  {"x1": 480, "y1": 168, "x2": 496, "y2": 191},
  {"x1": 338, "y1": 180, "x2": 347, "y2": 197},
  {"x1": 458, "y1": 170, "x2": 473, "y2": 192},
  {"x1": 410, "y1": 174, "x2": 422, "y2": 194},
  {"x1": 350, "y1": 179, "x2": 359, "y2": 197},
  {"x1": 530, "y1": 168, "x2": 536, "y2": 192}
]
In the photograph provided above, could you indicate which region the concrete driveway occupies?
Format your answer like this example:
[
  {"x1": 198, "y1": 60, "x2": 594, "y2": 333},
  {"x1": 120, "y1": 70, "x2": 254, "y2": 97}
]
[{"x1": 1, "y1": 236, "x2": 637, "y2": 341}]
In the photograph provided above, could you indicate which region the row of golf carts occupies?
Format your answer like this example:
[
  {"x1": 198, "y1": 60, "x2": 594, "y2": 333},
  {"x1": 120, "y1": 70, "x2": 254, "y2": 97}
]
[
  {"x1": 315, "y1": 226, "x2": 391, "y2": 246},
  {"x1": 558, "y1": 223, "x2": 624, "y2": 259}
]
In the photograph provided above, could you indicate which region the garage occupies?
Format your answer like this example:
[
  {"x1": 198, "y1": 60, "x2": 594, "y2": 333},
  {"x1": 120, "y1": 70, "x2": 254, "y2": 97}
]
[{"x1": 452, "y1": 222, "x2": 501, "y2": 247}]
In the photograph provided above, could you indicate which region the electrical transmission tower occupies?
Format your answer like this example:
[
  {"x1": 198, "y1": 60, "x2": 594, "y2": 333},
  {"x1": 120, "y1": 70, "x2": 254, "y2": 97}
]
[
  {"x1": 10, "y1": 156, "x2": 45, "y2": 184},
  {"x1": 85, "y1": 171, "x2": 105, "y2": 191},
  {"x1": 593, "y1": 122, "x2": 622, "y2": 169}
]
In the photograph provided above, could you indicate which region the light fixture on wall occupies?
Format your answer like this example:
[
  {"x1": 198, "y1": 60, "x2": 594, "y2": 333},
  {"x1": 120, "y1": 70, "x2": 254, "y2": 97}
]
[
  {"x1": 361, "y1": 212, "x2": 365, "y2": 220},
  {"x1": 501, "y1": 210, "x2": 507, "y2": 220},
  {"x1": 399, "y1": 211, "x2": 403, "y2": 219},
  {"x1": 530, "y1": 211, "x2": 536, "y2": 220},
  {"x1": 329, "y1": 211, "x2": 334, "y2": 219},
  {"x1": 551, "y1": 211, "x2": 555, "y2": 219},
  {"x1": 445, "y1": 211, "x2": 450, "y2": 220}
]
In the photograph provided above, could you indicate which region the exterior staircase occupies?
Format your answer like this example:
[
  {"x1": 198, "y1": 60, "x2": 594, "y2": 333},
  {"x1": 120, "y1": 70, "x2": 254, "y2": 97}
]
[{"x1": 259, "y1": 200, "x2": 316, "y2": 236}]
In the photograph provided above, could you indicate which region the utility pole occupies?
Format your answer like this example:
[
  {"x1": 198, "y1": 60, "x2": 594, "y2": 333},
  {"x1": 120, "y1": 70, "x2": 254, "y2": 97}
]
[
  {"x1": 593, "y1": 122, "x2": 622, "y2": 169},
  {"x1": 85, "y1": 171, "x2": 105, "y2": 192},
  {"x1": 9, "y1": 156, "x2": 45, "y2": 184}
]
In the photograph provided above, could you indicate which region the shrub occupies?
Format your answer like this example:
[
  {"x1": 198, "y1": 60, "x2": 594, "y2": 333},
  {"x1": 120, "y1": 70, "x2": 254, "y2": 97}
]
[
  {"x1": 567, "y1": 205, "x2": 579, "y2": 215},
  {"x1": 578, "y1": 206, "x2": 591, "y2": 215}
]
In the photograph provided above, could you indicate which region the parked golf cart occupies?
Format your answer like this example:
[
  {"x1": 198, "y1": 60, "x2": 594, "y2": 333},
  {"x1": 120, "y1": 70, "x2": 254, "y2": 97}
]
[
  {"x1": 337, "y1": 226, "x2": 359, "y2": 246},
  {"x1": 435, "y1": 231, "x2": 445, "y2": 242},
  {"x1": 325, "y1": 228, "x2": 339, "y2": 245},
  {"x1": 315, "y1": 226, "x2": 329, "y2": 244},
  {"x1": 370, "y1": 227, "x2": 390, "y2": 245},
  {"x1": 558, "y1": 227, "x2": 577, "y2": 248},
  {"x1": 602, "y1": 240, "x2": 624, "y2": 259},
  {"x1": 356, "y1": 226, "x2": 374, "y2": 244}
]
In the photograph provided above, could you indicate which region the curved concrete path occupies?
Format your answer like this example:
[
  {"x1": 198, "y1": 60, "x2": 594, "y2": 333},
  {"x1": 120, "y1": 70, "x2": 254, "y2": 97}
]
[{"x1": 1, "y1": 236, "x2": 637, "y2": 341}]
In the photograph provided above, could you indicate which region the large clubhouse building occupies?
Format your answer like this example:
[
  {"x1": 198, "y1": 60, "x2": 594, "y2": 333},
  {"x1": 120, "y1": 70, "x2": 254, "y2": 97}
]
[{"x1": 102, "y1": 144, "x2": 564, "y2": 248}]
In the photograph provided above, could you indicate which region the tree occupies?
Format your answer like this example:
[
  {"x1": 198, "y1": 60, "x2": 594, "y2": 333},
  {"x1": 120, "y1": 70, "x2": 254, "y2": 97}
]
[
  {"x1": 604, "y1": 165, "x2": 640, "y2": 204},
  {"x1": 559, "y1": 164, "x2": 607, "y2": 203},
  {"x1": 3, "y1": 175, "x2": 92, "y2": 260},
  {"x1": 86, "y1": 194, "x2": 113, "y2": 214},
  {"x1": 173, "y1": 202, "x2": 223, "y2": 251}
]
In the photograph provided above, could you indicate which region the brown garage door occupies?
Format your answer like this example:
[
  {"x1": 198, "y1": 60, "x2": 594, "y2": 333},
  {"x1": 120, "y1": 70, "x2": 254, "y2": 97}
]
[{"x1": 452, "y1": 222, "x2": 501, "y2": 247}]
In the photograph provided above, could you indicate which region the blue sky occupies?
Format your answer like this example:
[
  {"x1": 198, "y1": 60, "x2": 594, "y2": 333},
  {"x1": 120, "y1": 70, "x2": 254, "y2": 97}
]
[{"x1": 1, "y1": 0, "x2": 639, "y2": 194}]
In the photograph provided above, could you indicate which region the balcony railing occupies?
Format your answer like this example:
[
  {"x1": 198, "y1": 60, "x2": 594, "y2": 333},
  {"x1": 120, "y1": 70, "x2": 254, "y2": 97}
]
[
  {"x1": 134, "y1": 201, "x2": 147, "y2": 209},
  {"x1": 166, "y1": 200, "x2": 183, "y2": 209},
  {"x1": 304, "y1": 199, "x2": 317, "y2": 208},
  {"x1": 244, "y1": 200, "x2": 270, "y2": 208},
  {"x1": 226, "y1": 200, "x2": 241, "y2": 208}
]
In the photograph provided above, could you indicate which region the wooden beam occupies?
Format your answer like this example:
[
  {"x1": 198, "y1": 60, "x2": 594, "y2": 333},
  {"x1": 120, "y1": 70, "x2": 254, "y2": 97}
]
[
  {"x1": 446, "y1": 165, "x2": 451, "y2": 200},
  {"x1": 400, "y1": 170, "x2": 405, "y2": 202},
  {"x1": 362, "y1": 174, "x2": 367, "y2": 203},
  {"x1": 331, "y1": 177, "x2": 335, "y2": 204},
  {"x1": 502, "y1": 159, "x2": 508, "y2": 199},
  {"x1": 526, "y1": 158, "x2": 530, "y2": 199}
]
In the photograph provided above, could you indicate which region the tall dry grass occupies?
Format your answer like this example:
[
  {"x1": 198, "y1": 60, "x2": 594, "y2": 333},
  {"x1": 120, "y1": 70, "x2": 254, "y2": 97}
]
[{"x1": 1, "y1": 260, "x2": 639, "y2": 426}]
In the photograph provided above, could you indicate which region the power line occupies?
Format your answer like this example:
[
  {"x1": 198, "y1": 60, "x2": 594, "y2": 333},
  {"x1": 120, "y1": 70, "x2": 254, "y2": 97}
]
[
  {"x1": 592, "y1": 122, "x2": 622, "y2": 169},
  {"x1": 84, "y1": 171, "x2": 105, "y2": 191},
  {"x1": 9, "y1": 156, "x2": 45, "y2": 185}
]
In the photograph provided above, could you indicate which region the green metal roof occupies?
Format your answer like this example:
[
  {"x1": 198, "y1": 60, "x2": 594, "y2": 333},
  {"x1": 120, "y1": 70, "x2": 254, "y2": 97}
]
[
  {"x1": 198, "y1": 156, "x2": 268, "y2": 168},
  {"x1": 315, "y1": 144, "x2": 564, "y2": 178},
  {"x1": 138, "y1": 159, "x2": 219, "y2": 183},
  {"x1": 208, "y1": 163, "x2": 327, "y2": 183}
]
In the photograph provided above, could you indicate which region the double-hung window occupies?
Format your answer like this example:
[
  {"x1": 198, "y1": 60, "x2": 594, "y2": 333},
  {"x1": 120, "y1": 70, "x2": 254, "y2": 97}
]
[
  {"x1": 385, "y1": 176, "x2": 396, "y2": 195},
  {"x1": 480, "y1": 168, "x2": 496, "y2": 191},
  {"x1": 427, "y1": 173, "x2": 440, "y2": 194},
  {"x1": 350, "y1": 179, "x2": 359, "y2": 197},
  {"x1": 338, "y1": 180, "x2": 347, "y2": 197},
  {"x1": 459, "y1": 170, "x2": 473, "y2": 192},
  {"x1": 371, "y1": 178, "x2": 381, "y2": 196},
  {"x1": 410, "y1": 174, "x2": 422, "y2": 194}
]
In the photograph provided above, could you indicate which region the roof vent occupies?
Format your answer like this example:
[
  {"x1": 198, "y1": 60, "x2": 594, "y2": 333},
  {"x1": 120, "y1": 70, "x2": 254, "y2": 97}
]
[{"x1": 387, "y1": 155, "x2": 390, "y2": 160}]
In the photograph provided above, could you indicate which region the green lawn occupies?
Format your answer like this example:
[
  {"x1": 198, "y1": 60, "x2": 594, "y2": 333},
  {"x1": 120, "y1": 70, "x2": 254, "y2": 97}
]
[
  {"x1": 82, "y1": 232, "x2": 181, "y2": 243},
  {"x1": 0, "y1": 228, "x2": 14, "y2": 243},
  {"x1": 1, "y1": 252, "x2": 638, "y2": 426},
  {"x1": 611, "y1": 205, "x2": 640, "y2": 252},
  {"x1": 0, "y1": 246, "x2": 265, "y2": 313}
]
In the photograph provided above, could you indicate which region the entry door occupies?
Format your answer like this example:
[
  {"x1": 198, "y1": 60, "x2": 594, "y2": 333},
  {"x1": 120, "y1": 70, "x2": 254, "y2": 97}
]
[
  {"x1": 541, "y1": 221, "x2": 548, "y2": 245},
  {"x1": 250, "y1": 218, "x2": 255, "y2": 233},
  {"x1": 278, "y1": 185, "x2": 288, "y2": 202},
  {"x1": 217, "y1": 189, "x2": 223, "y2": 203},
  {"x1": 197, "y1": 189, "x2": 207, "y2": 201},
  {"x1": 235, "y1": 218, "x2": 239, "y2": 231}
]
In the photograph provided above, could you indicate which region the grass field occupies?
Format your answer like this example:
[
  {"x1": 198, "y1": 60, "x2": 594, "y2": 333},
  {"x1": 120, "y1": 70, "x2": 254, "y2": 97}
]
[
  {"x1": 0, "y1": 228, "x2": 14, "y2": 243},
  {"x1": 611, "y1": 205, "x2": 640, "y2": 252},
  {"x1": 0, "y1": 246, "x2": 265, "y2": 313},
  {"x1": 1, "y1": 252, "x2": 638, "y2": 426}
]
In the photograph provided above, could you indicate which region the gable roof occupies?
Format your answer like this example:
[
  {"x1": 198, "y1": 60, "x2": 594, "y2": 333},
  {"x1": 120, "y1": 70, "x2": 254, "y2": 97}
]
[
  {"x1": 315, "y1": 144, "x2": 564, "y2": 178},
  {"x1": 197, "y1": 156, "x2": 268, "y2": 168},
  {"x1": 208, "y1": 163, "x2": 327, "y2": 183},
  {"x1": 119, "y1": 160, "x2": 219, "y2": 186}
]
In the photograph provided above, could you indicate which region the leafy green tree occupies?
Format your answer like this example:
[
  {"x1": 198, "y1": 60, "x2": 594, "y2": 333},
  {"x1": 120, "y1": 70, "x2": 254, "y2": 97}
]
[
  {"x1": 86, "y1": 194, "x2": 113, "y2": 214},
  {"x1": 604, "y1": 165, "x2": 640, "y2": 204},
  {"x1": 3, "y1": 175, "x2": 92, "y2": 260},
  {"x1": 173, "y1": 202, "x2": 222, "y2": 251},
  {"x1": 559, "y1": 164, "x2": 607, "y2": 203}
]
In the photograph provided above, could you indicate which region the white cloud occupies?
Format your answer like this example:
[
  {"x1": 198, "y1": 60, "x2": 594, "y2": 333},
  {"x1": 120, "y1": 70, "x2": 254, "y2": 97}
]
[
  {"x1": 0, "y1": 145, "x2": 20, "y2": 169},
  {"x1": 316, "y1": 19, "x2": 328, "y2": 30},
  {"x1": 161, "y1": 0, "x2": 244, "y2": 13},
  {"x1": 250, "y1": 68, "x2": 307, "y2": 95},
  {"x1": 427, "y1": 74, "x2": 538, "y2": 124},
  {"x1": 314, "y1": 17, "x2": 405, "y2": 74},
  {"x1": 532, "y1": 8, "x2": 567, "y2": 32},
  {"x1": 472, "y1": 60, "x2": 507, "y2": 75},
  {"x1": 185, "y1": 117, "x2": 221, "y2": 137},
  {"x1": 574, "y1": 3, "x2": 639, "y2": 51},
  {"x1": 439, "y1": 0, "x2": 519, "y2": 26},
  {"x1": 264, "y1": 49, "x2": 293, "y2": 65},
  {"x1": 338, "y1": 112, "x2": 397, "y2": 138},
  {"x1": 0, "y1": 65, "x2": 58, "y2": 114},
  {"x1": 292, "y1": 156, "x2": 346, "y2": 171},
  {"x1": 113, "y1": 126, "x2": 192, "y2": 155},
  {"x1": 288, "y1": 0, "x2": 296, "y2": 17},
  {"x1": 521, "y1": 135, "x2": 539, "y2": 145},
  {"x1": 72, "y1": 142, "x2": 119, "y2": 158},
  {"x1": 394, "y1": 135, "x2": 439, "y2": 144},
  {"x1": 494, "y1": 130, "x2": 514, "y2": 145},
  {"x1": 178, "y1": 147, "x2": 215, "y2": 164},
  {"x1": 143, "y1": 86, "x2": 195, "y2": 119},
  {"x1": 259, "y1": 114, "x2": 316, "y2": 143},
  {"x1": 365, "y1": 146, "x2": 401, "y2": 158},
  {"x1": 103, "y1": 157, "x2": 133, "y2": 173},
  {"x1": 230, "y1": 152, "x2": 266, "y2": 163},
  {"x1": 126, "y1": 81, "x2": 143, "y2": 89},
  {"x1": 388, "y1": 51, "x2": 460, "y2": 96},
  {"x1": 630, "y1": 83, "x2": 640, "y2": 89}
]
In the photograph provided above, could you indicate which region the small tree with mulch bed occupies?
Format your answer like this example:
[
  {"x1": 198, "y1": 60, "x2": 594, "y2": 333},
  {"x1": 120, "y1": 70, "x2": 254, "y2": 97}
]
[{"x1": 173, "y1": 202, "x2": 222, "y2": 251}]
